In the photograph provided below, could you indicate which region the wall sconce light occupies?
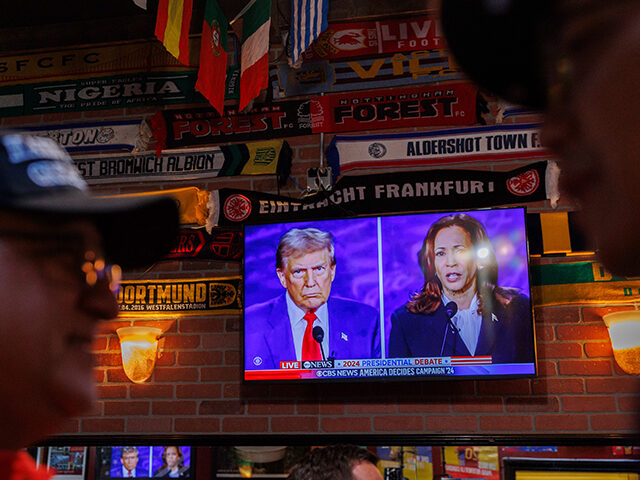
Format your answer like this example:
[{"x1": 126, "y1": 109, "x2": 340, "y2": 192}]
[
  {"x1": 116, "y1": 326, "x2": 163, "y2": 383},
  {"x1": 602, "y1": 311, "x2": 640, "y2": 375}
]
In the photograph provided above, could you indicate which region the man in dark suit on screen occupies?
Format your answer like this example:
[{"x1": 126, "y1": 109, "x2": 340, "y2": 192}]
[{"x1": 245, "y1": 227, "x2": 380, "y2": 370}]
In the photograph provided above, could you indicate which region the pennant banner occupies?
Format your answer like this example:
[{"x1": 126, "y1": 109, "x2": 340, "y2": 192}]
[
  {"x1": 73, "y1": 140, "x2": 292, "y2": 184},
  {"x1": 300, "y1": 15, "x2": 444, "y2": 62},
  {"x1": 148, "y1": 83, "x2": 478, "y2": 151},
  {"x1": 211, "y1": 161, "x2": 550, "y2": 226},
  {"x1": 167, "y1": 227, "x2": 243, "y2": 261},
  {"x1": 22, "y1": 120, "x2": 141, "y2": 152},
  {"x1": 103, "y1": 187, "x2": 210, "y2": 226},
  {"x1": 530, "y1": 261, "x2": 640, "y2": 306},
  {"x1": 117, "y1": 277, "x2": 242, "y2": 316},
  {"x1": 272, "y1": 49, "x2": 463, "y2": 98},
  {"x1": 0, "y1": 40, "x2": 190, "y2": 86},
  {"x1": 316, "y1": 82, "x2": 478, "y2": 133},
  {"x1": 326, "y1": 123, "x2": 549, "y2": 179}
]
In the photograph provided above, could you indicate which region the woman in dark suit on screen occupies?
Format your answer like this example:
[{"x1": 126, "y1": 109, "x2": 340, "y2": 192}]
[{"x1": 388, "y1": 213, "x2": 533, "y2": 363}]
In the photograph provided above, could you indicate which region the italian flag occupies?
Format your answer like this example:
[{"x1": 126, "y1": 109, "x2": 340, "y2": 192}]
[
  {"x1": 155, "y1": 0, "x2": 194, "y2": 65},
  {"x1": 240, "y1": 0, "x2": 271, "y2": 110},
  {"x1": 195, "y1": 0, "x2": 228, "y2": 115}
]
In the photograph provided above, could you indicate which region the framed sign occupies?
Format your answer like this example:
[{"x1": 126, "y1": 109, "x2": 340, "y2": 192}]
[{"x1": 47, "y1": 447, "x2": 87, "y2": 479}]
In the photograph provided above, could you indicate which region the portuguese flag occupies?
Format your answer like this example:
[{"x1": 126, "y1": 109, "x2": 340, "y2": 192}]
[
  {"x1": 155, "y1": 0, "x2": 194, "y2": 65},
  {"x1": 239, "y1": 0, "x2": 271, "y2": 110},
  {"x1": 196, "y1": 0, "x2": 228, "y2": 115}
]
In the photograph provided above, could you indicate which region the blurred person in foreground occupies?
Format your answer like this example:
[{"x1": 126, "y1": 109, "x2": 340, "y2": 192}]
[
  {"x1": 287, "y1": 444, "x2": 382, "y2": 480},
  {"x1": 0, "y1": 133, "x2": 178, "y2": 479},
  {"x1": 439, "y1": 0, "x2": 640, "y2": 277}
]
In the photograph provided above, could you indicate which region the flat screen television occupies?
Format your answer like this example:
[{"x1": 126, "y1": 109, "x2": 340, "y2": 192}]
[
  {"x1": 243, "y1": 207, "x2": 536, "y2": 382},
  {"x1": 95, "y1": 446, "x2": 193, "y2": 479}
]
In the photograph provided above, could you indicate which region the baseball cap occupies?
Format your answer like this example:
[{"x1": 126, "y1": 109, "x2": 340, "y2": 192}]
[
  {"x1": 440, "y1": 0, "x2": 552, "y2": 109},
  {"x1": 0, "y1": 133, "x2": 179, "y2": 269}
]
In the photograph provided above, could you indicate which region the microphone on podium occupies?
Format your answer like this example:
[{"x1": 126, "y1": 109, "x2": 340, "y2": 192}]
[
  {"x1": 312, "y1": 326, "x2": 326, "y2": 361},
  {"x1": 440, "y1": 301, "x2": 459, "y2": 357}
]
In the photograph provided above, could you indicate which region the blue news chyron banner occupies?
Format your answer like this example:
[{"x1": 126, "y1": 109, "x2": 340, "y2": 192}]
[
  {"x1": 211, "y1": 161, "x2": 551, "y2": 226},
  {"x1": 326, "y1": 123, "x2": 551, "y2": 180},
  {"x1": 245, "y1": 356, "x2": 535, "y2": 380},
  {"x1": 271, "y1": 49, "x2": 463, "y2": 98},
  {"x1": 73, "y1": 140, "x2": 292, "y2": 186},
  {"x1": 21, "y1": 120, "x2": 141, "y2": 152}
]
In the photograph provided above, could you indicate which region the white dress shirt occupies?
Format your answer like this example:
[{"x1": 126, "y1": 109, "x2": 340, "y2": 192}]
[
  {"x1": 285, "y1": 292, "x2": 329, "y2": 360},
  {"x1": 442, "y1": 293, "x2": 482, "y2": 355}
]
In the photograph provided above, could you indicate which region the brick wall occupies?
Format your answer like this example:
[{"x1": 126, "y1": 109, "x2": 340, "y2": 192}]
[{"x1": 5, "y1": 36, "x2": 640, "y2": 439}]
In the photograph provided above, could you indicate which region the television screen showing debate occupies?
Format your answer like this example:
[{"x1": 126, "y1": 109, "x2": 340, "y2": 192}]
[{"x1": 243, "y1": 207, "x2": 536, "y2": 382}]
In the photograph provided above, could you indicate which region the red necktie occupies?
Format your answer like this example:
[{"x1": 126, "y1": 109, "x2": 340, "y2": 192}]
[{"x1": 302, "y1": 311, "x2": 322, "y2": 361}]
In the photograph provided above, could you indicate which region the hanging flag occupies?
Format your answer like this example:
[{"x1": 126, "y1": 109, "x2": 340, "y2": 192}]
[
  {"x1": 239, "y1": 0, "x2": 272, "y2": 110},
  {"x1": 196, "y1": 0, "x2": 228, "y2": 114},
  {"x1": 289, "y1": 0, "x2": 329, "y2": 68},
  {"x1": 155, "y1": 0, "x2": 194, "y2": 65},
  {"x1": 133, "y1": 0, "x2": 147, "y2": 9}
]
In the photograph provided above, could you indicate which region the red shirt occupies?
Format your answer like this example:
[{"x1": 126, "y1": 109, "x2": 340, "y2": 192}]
[{"x1": 0, "y1": 451, "x2": 53, "y2": 480}]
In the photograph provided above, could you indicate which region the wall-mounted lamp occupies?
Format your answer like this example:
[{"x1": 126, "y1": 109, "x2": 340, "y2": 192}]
[
  {"x1": 602, "y1": 311, "x2": 640, "y2": 375},
  {"x1": 116, "y1": 326, "x2": 163, "y2": 383}
]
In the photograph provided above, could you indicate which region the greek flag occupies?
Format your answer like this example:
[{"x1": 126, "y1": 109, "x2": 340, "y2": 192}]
[{"x1": 289, "y1": 0, "x2": 329, "y2": 67}]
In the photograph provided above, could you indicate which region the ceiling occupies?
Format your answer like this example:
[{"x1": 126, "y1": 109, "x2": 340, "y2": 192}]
[{"x1": 0, "y1": 0, "x2": 431, "y2": 53}]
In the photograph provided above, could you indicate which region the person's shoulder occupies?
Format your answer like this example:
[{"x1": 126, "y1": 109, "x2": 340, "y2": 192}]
[
  {"x1": 330, "y1": 296, "x2": 377, "y2": 313},
  {"x1": 245, "y1": 294, "x2": 284, "y2": 313}
]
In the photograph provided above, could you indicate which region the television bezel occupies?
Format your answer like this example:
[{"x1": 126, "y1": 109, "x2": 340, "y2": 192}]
[{"x1": 241, "y1": 205, "x2": 537, "y2": 383}]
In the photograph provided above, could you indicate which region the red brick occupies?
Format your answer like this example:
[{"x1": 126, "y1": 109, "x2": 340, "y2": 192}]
[
  {"x1": 562, "y1": 395, "x2": 616, "y2": 412},
  {"x1": 535, "y1": 414, "x2": 588, "y2": 431},
  {"x1": 319, "y1": 403, "x2": 345, "y2": 415},
  {"x1": 225, "y1": 350, "x2": 241, "y2": 365},
  {"x1": 178, "y1": 350, "x2": 223, "y2": 365},
  {"x1": 536, "y1": 325, "x2": 555, "y2": 341},
  {"x1": 558, "y1": 359, "x2": 612, "y2": 375},
  {"x1": 247, "y1": 401, "x2": 295, "y2": 415},
  {"x1": 425, "y1": 415, "x2": 478, "y2": 431},
  {"x1": 557, "y1": 325, "x2": 609, "y2": 341},
  {"x1": 176, "y1": 384, "x2": 222, "y2": 398},
  {"x1": 94, "y1": 352, "x2": 122, "y2": 367},
  {"x1": 223, "y1": 383, "x2": 240, "y2": 398},
  {"x1": 506, "y1": 396, "x2": 559, "y2": 412},
  {"x1": 92, "y1": 337, "x2": 108, "y2": 350},
  {"x1": 584, "y1": 342, "x2": 613, "y2": 358},
  {"x1": 106, "y1": 368, "x2": 129, "y2": 382},
  {"x1": 591, "y1": 414, "x2": 640, "y2": 431},
  {"x1": 152, "y1": 401, "x2": 197, "y2": 415},
  {"x1": 201, "y1": 366, "x2": 239, "y2": 382},
  {"x1": 535, "y1": 307, "x2": 581, "y2": 324},
  {"x1": 97, "y1": 385, "x2": 128, "y2": 399},
  {"x1": 296, "y1": 146, "x2": 321, "y2": 160},
  {"x1": 179, "y1": 317, "x2": 225, "y2": 333},
  {"x1": 321, "y1": 417, "x2": 371, "y2": 432},
  {"x1": 272, "y1": 416, "x2": 319, "y2": 432},
  {"x1": 452, "y1": 397, "x2": 503, "y2": 412},
  {"x1": 202, "y1": 333, "x2": 239, "y2": 349},
  {"x1": 81, "y1": 418, "x2": 125, "y2": 432},
  {"x1": 284, "y1": 134, "x2": 319, "y2": 146},
  {"x1": 199, "y1": 400, "x2": 246, "y2": 415},
  {"x1": 154, "y1": 367, "x2": 198, "y2": 382},
  {"x1": 397, "y1": 402, "x2": 451, "y2": 413},
  {"x1": 479, "y1": 415, "x2": 533, "y2": 431},
  {"x1": 477, "y1": 379, "x2": 530, "y2": 395},
  {"x1": 619, "y1": 396, "x2": 640, "y2": 412},
  {"x1": 156, "y1": 351, "x2": 176, "y2": 366},
  {"x1": 537, "y1": 342, "x2": 583, "y2": 359},
  {"x1": 127, "y1": 417, "x2": 172, "y2": 432},
  {"x1": 104, "y1": 401, "x2": 150, "y2": 415},
  {"x1": 582, "y1": 306, "x2": 634, "y2": 323},
  {"x1": 57, "y1": 418, "x2": 80, "y2": 434},
  {"x1": 222, "y1": 417, "x2": 270, "y2": 432},
  {"x1": 537, "y1": 360, "x2": 558, "y2": 376},
  {"x1": 94, "y1": 369, "x2": 106, "y2": 383},
  {"x1": 162, "y1": 334, "x2": 200, "y2": 349},
  {"x1": 587, "y1": 377, "x2": 640, "y2": 393},
  {"x1": 296, "y1": 403, "x2": 320, "y2": 415},
  {"x1": 374, "y1": 416, "x2": 424, "y2": 431},
  {"x1": 129, "y1": 384, "x2": 173, "y2": 398},
  {"x1": 532, "y1": 378, "x2": 584, "y2": 394},
  {"x1": 347, "y1": 404, "x2": 397, "y2": 414},
  {"x1": 175, "y1": 417, "x2": 221, "y2": 432}
]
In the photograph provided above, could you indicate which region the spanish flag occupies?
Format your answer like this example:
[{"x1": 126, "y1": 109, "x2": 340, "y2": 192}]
[{"x1": 155, "y1": 0, "x2": 193, "y2": 65}]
